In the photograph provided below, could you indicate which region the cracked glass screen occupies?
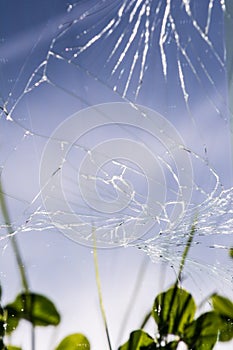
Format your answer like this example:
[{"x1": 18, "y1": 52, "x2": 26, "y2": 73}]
[{"x1": 0, "y1": 1, "x2": 233, "y2": 349}]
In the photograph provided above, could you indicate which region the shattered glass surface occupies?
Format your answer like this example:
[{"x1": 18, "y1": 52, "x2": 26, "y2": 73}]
[{"x1": 0, "y1": 0, "x2": 233, "y2": 348}]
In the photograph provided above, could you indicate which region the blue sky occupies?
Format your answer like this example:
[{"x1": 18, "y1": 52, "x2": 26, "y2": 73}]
[{"x1": 0, "y1": 1, "x2": 233, "y2": 349}]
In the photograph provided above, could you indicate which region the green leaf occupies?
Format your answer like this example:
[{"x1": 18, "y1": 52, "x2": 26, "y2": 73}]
[
  {"x1": 0, "y1": 320, "x2": 5, "y2": 337},
  {"x1": 55, "y1": 333, "x2": 90, "y2": 350},
  {"x1": 211, "y1": 294, "x2": 233, "y2": 319},
  {"x1": 217, "y1": 318, "x2": 233, "y2": 342},
  {"x1": 0, "y1": 340, "x2": 6, "y2": 350},
  {"x1": 184, "y1": 311, "x2": 221, "y2": 350},
  {"x1": 152, "y1": 286, "x2": 196, "y2": 336},
  {"x1": 211, "y1": 294, "x2": 233, "y2": 341},
  {"x1": 0, "y1": 305, "x2": 6, "y2": 336},
  {"x1": 5, "y1": 292, "x2": 60, "y2": 332},
  {"x1": 7, "y1": 346, "x2": 22, "y2": 350},
  {"x1": 140, "y1": 345, "x2": 157, "y2": 350},
  {"x1": 4, "y1": 306, "x2": 20, "y2": 334},
  {"x1": 229, "y1": 247, "x2": 233, "y2": 259},
  {"x1": 118, "y1": 330, "x2": 155, "y2": 350}
]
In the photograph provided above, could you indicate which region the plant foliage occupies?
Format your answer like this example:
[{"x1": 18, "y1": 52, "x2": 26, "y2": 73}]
[{"x1": 0, "y1": 184, "x2": 232, "y2": 349}]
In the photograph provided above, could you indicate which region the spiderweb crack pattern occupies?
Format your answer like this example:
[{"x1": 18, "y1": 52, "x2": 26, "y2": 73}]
[{"x1": 0, "y1": 0, "x2": 232, "y2": 294}]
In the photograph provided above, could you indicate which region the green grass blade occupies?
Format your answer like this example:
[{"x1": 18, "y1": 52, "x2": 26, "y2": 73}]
[{"x1": 93, "y1": 231, "x2": 112, "y2": 350}]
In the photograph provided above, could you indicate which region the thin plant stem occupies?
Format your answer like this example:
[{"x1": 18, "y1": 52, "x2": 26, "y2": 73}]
[
  {"x1": 156, "y1": 221, "x2": 197, "y2": 347},
  {"x1": 0, "y1": 180, "x2": 29, "y2": 292},
  {"x1": 93, "y1": 232, "x2": 112, "y2": 350},
  {"x1": 140, "y1": 311, "x2": 151, "y2": 329},
  {"x1": 176, "y1": 220, "x2": 197, "y2": 286},
  {"x1": 0, "y1": 180, "x2": 35, "y2": 350},
  {"x1": 140, "y1": 221, "x2": 197, "y2": 331}
]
